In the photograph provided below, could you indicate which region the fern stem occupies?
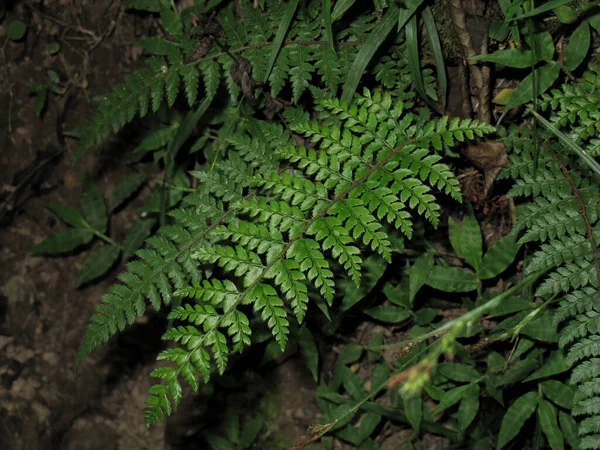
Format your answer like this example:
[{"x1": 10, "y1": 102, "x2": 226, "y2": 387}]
[{"x1": 553, "y1": 151, "x2": 600, "y2": 285}]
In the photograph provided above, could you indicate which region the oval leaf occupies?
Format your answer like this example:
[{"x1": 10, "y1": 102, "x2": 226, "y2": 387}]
[
  {"x1": 76, "y1": 245, "x2": 121, "y2": 287},
  {"x1": 564, "y1": 21, "x2": 590, "y2": 71},
  {"x1": 479, "y1": 232, "x2": 520, "y2": 279},
  {"x1": 497, "y1": 392, "x2": 538, "y2": 450},
  {"x1": 537, "y1": 398, "x2": 564, "y2": 450},
  {"x1": 426, "y1": 266, "x2": 479, "y2": 292},
  {"x1": 505, "y1": 62, "x2": 561, "y2": 110},
  {"x1": 364, "y1": 305, "x2": 411, "y2": 323},
  {"x1": 30, "y1": 229, "x2": 94, "y2": 254}
]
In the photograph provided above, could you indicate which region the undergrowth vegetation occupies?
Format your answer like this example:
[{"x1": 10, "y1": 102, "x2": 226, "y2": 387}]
[{"x1": 27, "y1": 0, "x2": 600, "y2": 448}]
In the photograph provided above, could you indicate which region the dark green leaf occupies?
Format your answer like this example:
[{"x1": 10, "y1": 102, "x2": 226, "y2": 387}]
[
  {"x1": 81, "y1": 173, "x2": 107, "y2": 233},
  {"x1": 520, "y1": 315, "x2": 557, "y2": 342},
  {"x1": 438, "y1": 363, "x2": 480, "y2": 383},
  {"x1": 426, "y1": 266, "x2": 479, "y2": 292},
  {"x1": 564, "y1": 21, "x2": 590, "y2": 71},
  {"x1": 239, "y1": 415, "x2": 264, "y2": 450},
  {"x1": 75, "y1": 245, "x2": 121, "y2": 287},
  {"x1": 46, "y1": 42, "x2": 60, "y2": 54},
  {"x1": 448, "y1": 213, "x2": 482, "y2": 271},
  {"x1": 405, "y1": 15, "x2": 426, "y2": 103},
  {"x1": 553, "y1": 5, "x2": 578, "y2": 23},
  {"x1": 341, "y1": 255, "x2": 386, "y2": 311},
  {"x1": 488, "y1": 297, "x2": 535, "y2": 317},
  {"x1": 458, "y1": 384, "x2": 479, "y2": 430},
  {"x1": 331, "y1": 0, "x2": 356, "y2": 22},
  {"x1": 434, "y1": 384, "x2": 473, "y2": 414},
  {"x1": 160, "y1": 6, "x2": 182, "y2": 36},
  {"x1": 505, "y1": 62, "x2": 560, "y2": 110},
  {"x1": 524, "y1": 351, "x2": 570, "y2": 382},
  {"x1": 364, "y1": 305, "x2": 411, "y2": 323},
  {"x1": 204, "y1": 432, "x2": 236, "y2": 450},
  {"x1": 540, "y1": 380, "x2": 573, "y2": 409},
  {"x1": 33, "y1": 87, "x2": 48, "y2": 117},
  {"x1": 109, "y1": 173, "x2": 147, "y2": 212},
  {"x1": 30, "y1": 229, "x2": 94, "y2": 254},
  {"x1": 479, "y1": 232, "x2": 520, "y2": 279},
  {"x1": 137, "y1": 37, "x2": 180, "y2": 56},
  {"x1": 224, "y1": 408, "x2": 240, "y2": 443},
  {"x1": 404, "y1": 395, "x2": 422, "y2": 432},
  {"x1": 341, "y1": 4, "x2": 401, "y2": 103},
  {"x1": 340, "y1": 366, "x2": 368, "y2": 401},
  {"x1": 338, "y1": 343, "x2": 363, "y2": 366},
  {"x1": 297, "y1": 326, "x2": 319, "y2": 382},
  {"x1": 122, "y1": 218, "x2": 156, "y2": 258},
  {"x1": 510, "y1": 0, "x2": 573, "y2": 20},
  {"x1": 409, "y1": 253, "x2": 433, "y2": 304},
  {"x1": 422, "y1": 6, "x2": 446, "y2": 108},
  {"x1": 322, "y1": 0, "x2": 334, "y2": 50},
  {"x1": 497, "y1": 392, "x2": 538, "y2": 450},
  {"x1": 524, "y1": 30, "x2": 555, "y2": 62},
  {"x1": 263, "y1": 0, "x2": 299, "y2": 83},
  {"x1": 123, "y1": 0, "x2": 161, "y2": 11},
  {"x1": 537, "y1": 398, "x2": 564, "y2": 450},
  {"x1": 558, "y1": 410, "x2": 580, "y2": 450},
  {"x1": 498, "y1": 357, "x2": 539, "y2": 386},
  {"x1": 356, "y1": 411, "x2": 381, "y2": 442},
  {"x1": 415, "y1": 307, "x2": 439, "y2": 326},
  {"x1": 47, "y1": 203, "x2": 87, "y2": 228},
  {"x1": 7, "y1": 20, "x2": 27, "y2": 40},
  {"x1": 471, "y1": 48, "x2": 535, "y2": 69}
]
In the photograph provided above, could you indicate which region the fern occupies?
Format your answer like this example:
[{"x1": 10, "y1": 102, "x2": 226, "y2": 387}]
[
  {"x1": 76, "y1": 86, "x2": 493, "y2": 425},
  {"x1": 502, "y1": 58, "x2": 600, "y2": 449}
]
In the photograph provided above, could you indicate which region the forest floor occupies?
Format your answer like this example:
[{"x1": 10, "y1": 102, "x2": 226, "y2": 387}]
[{"x1": 0, "y1": 2, "x2": 322, "y2": 449}]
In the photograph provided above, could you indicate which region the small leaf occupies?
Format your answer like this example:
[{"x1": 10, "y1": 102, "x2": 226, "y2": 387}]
[
  {"x1": 520, "y1": 316, "x2": 557, "y2": 342},
  {"x1": 458, "y1": 384, "x2": 479, "y2": 430},
  {"x1": 558, "y1": 410, "x2": 580, "y2": 449},
  {"x1": 409, "y1": 253, "x2": 433, "y2": 304},
  {"x1": 263, "y1": 0, "x2": 299, "y2": 83},
  {"x1": 122, "y1": 218, "x2": 156, "y2": 258},
  {"x1": 438, "y1": 363, "x2": 480, "y2": 383},
  {"x1": 479, "y1": 232, "x2": 520, "y2": 279},
  {"x1": 109, "y1": 173, "x2": 146, "y2": 212},
  {"x1": 75, "y1": 245, "x2": 121, "y2": 287},
  {"x1": 553, "y1": 5, "x2": 578, "y2": 24},
  {"x1": 448, "y1": 213, "x2": 482, "y2": 271},
  {"x1": 341, "y1": 4, "x2": 403, "y2": 102},
  {"x1": 331, "y1": 0, "x2": 356, "y2": 21},
  {"x1": 81, "y1": 173, "x2": 107, "y2": 233},
  {"x1": 46, "y1": 41, "x2": 60, "y2": 54},
  {"x1": 364, "y1": 305, "x2": 411, "y2": 323},
  {"x1": 540, "y1": 380, "x2": 573, "y2": 409},
  {"x1": 404, "y1": 395, "x2": 422, "y2": 433},
  {"x1": 497, "y1": 392, "x2": 538, "y2": 450},
  {"x1": 239, "y1": 415, "x2": 264, "y2": 450},
  {"x1": 297, "y1": 326, "x2": 319, "y2": 382},
  {"x1": 7, "y1": 20, "x2": 27, "y2": 40},
  {"x1": 30, "y1": 229, "x2": 94, "y2": 254},
  {"x1": 564, "y1": 21, "x2": 590, "y2": 71},
  {"x1": 493, "y1": 88, "x2": 515, "y2": 105},
  {"x1": 510, "y1": 0, "x2": 574, "y2": 21},
  {"x1": 434, "y1": 384, "x2": 472, "y2": 414},
  {"x1": 537, "y1": 398, "x2": 564, "y2": 450},
  {"x1": 471, "y1": 49, "x2": 534, "y2": 69},
  {"x1": 340, "y1": 366, "x2": 368, "y2": 401},
  {"x1": 160, "y1": 6, "x2": 182, "y2": 36},
  {"x1": 505, "y1": 62, "x2": 560, "y2": 110},
  {"x1": 204, "y1": 432, "x2": 236, "y2": 450},
  {"x1": 47, "y1": 203, "x2": 88, "y2": 228},
  {"x1": 426, "y1": 266, "x2": 479, "y2": 292}
]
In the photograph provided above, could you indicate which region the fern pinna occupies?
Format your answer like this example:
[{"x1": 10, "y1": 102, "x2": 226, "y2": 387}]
[
  {"x1": 501, "y1": 58, "x2": 600, "y2": 449},
  {"x1": 76, "y1": 86, "x2": 493, "y2": 425}
]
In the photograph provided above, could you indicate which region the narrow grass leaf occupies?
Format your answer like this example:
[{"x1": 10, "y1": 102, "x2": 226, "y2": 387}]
[
  {"x1": 263, "y1": 0, "x2": 299, "y2": 83},
  {"x1": 422, "y1": 6, "x2": 447, "y2": 108},
  {"x1": 323, "y1": 0, "x2": 334, "y2": 50}
]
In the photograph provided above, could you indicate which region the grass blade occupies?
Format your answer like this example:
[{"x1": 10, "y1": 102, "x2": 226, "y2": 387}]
[
  {"x1": 405, "y1": 14, "x2": 426, "y2": 102},
  {"x1": 341, "y1": 4, "x2": 399, "y2": 103},
  {"x1": 323, "y1": 0, "x2": 334, "y2": 51},
  {"x1": 509, "y1": 0, "x2": 572, "y2": 21},
  {"x1": 529, "y1": 109, "x2": 600, "y2": 177},
  {"x1": 263, "y1": 0, "x2": 299, "y2": 83},
  {"x1": 422, "y1": 6, "x2": 447, "y2": 109},
  {"x1": 331, "y1": 0, "x2": 356, "y2": 22}
]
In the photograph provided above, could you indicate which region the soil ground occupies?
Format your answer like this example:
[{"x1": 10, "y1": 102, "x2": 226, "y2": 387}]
[{"x1": 0, "y1": 2, "x2": 320, "y2": 449}]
